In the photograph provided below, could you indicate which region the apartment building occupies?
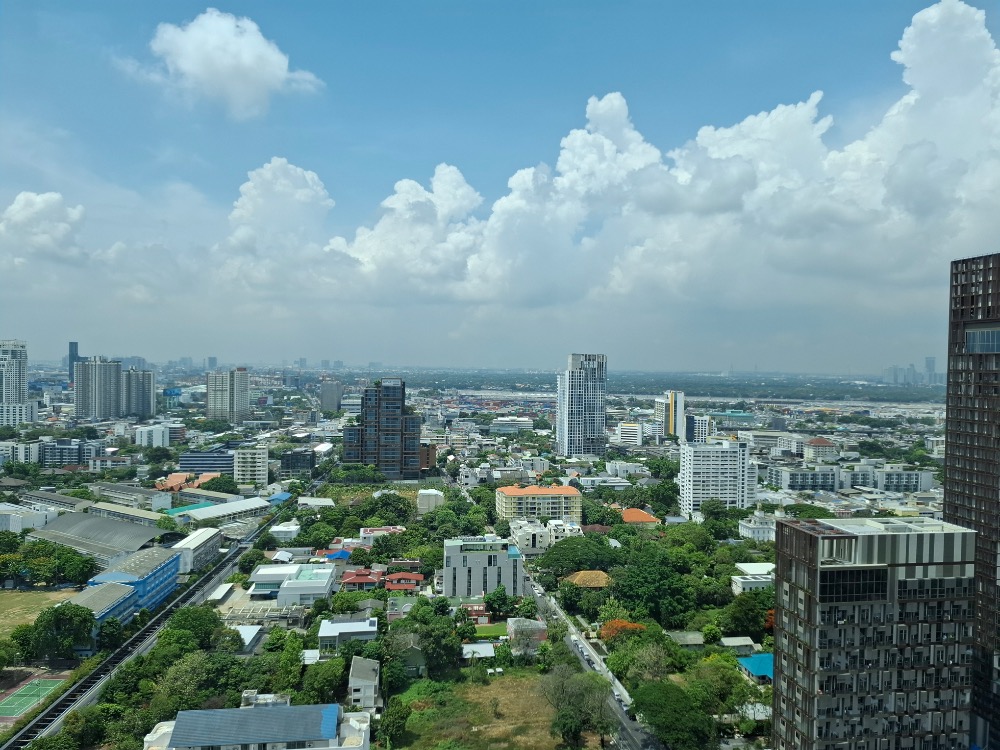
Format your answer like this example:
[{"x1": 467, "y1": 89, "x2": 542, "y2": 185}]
[
  {"x1": 494, "y1": 484, "x2": 582, "y2": 524},
  {"x1": 773, "y1": 517, "x2": 975, "y2": 750},
  {"x1": 341, "y1": 378, "x2": 422, "y2": 480},
  {"x1": 508, "y1": 518, "x2": 583, "y2": 556},
  {"x1": 556, "y1": 353, "x2": 607, "y2": 458},
  {"x1": 74, "y1": 357, "x2": 122, "y2": 420},
  {"x1": 654, "y1": 390, "x2": 686, "y2": 441},
  {"x1": 679, "y1": 440, "x2": 756, "y2": 517},
  {"x1": 206, "y1": 368, "x2": 251, "y2": 424},
  {"x1": 233, "y1": 445, "x2": 269, "y2": 487}
]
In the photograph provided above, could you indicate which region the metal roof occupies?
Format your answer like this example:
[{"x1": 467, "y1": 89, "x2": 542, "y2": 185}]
[
  {"x1": 71, "y1": 582, "x2": 136, "y2": 617},
  {"x1": 169, "y1": 704, "x2": 341, "y2": 747},
  {"x1": 96, "y1": 547, "x2": 179, "y2": 579},
  {"x1": 30, "y1": 513, "x2": 160, "y2": 551},
  {"x1": 91, "y1": 502, "x2": 163, "y2": 521}
]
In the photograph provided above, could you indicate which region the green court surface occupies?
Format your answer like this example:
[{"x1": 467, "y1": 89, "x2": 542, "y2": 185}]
[{"x1": 0, "y1": 679, "x2": 64, "y2": 718}]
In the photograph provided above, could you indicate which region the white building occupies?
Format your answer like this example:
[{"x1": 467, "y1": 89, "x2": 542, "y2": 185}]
[
  {"x1": 0, "y1": 340, "x2": 35, "y2": 428},
  {"x1": 170, "y1": 528, "x2": 223, "y2": 573},
  {"x1": 234, "y1": 445, "x2": 269, "y2": 487},
  {"x1": 248, "y1": 563, "x2": 338, "y2": 607},
  {"x1": 173, "y1": 497, "x2": 269, "y2": 525},
  {"x1": 0, "y1": 440, "x2": 41, "y2": 464},
  {"x1": 654, "y1": 390, "x2": 686, "y2": 441},
  {"x1": 605, "y1": 461, "x2": 649, "y2": 479},
  {"x1": 490, "y1": 416, "x2": 533, "y2": 435},
  {"x1": 679, "y1": 440, "x2": 756, "y2": 517},
  {"x1": 556, "y1": 353, "x2": 607, "y2": 458},
  {"x1": 206, "y1": 368, "x2": 251, "y2": 424},
  {"x1": 318, "y1": 618, "x2": 379, "y2": 651},
  {"x1": 803, "y1": 437, "x2": 838, "y2": 462},
  {"x1": 348, "y1": 656, "x2": 381, "y2": 712},
  {"x1": 443, "y1": 534, "x2": 522, "y2": 597},
  {"x1": 359, "y1": 525, "x2": 405, "y2": 546},
  {"x1": 74, "y1": 357, "x2": 123, "y2": 420},
  {"x1": 271, "y1": 519, "x2": 302, "y2": 543},
  {"x1": 494, "y1": 485, "x2": 583, "y2": 524},
  {"x1": 91, "y1": 482, "x2": 172, "y2": 512},
  {"x1": 688, "y1": 414, "x2": 713, "y2": 443},
  {"x1": 0, "y1": 502, "x2": 57, "y2": 532},
  {"x1": 416, "y1": 488, "x2": 445, "y2": 517},
  {"x1": 135, "y1": 425, "x2": 170, "y2": 448},
  {"x1": 738, "y1": 507, "x2": 785, "y2": 542},
  {"x1": 614, "y1": 422, "x2": 643, "y2": 446},
  {"x1": 508, "y1": 518, "x2": 583, "y2": 556}
]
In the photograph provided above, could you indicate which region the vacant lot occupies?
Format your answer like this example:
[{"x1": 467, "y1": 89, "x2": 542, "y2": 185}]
[
  {"x1": 474, "y1": 623, "x2": 507, "y2": 638},
  {"x1": 0, "y1": 590, "x2": 76, "y2": 639},
  {"x1": 399, "y1": 670, "x2": 599, "y2": 750}
]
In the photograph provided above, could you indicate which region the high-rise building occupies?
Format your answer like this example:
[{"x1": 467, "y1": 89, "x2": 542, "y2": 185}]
[
  {"x1": 653, "y1": 390, "x2": 686, "y2": 441},
  {"x1": 206, "y1": 368, "x2": 251, "y2": 424},
  {"x1": 0, "y1": 340, "x2": 28, "y2": 405},
  {"x1": 686, "y1": 414, "x2": 713, "y2": 443},
  {"x1": 556, "y1": 353, "x2": 607, "y2": 457},
  {"x1": 773, "y1": 517, "x2": 975, "y2": 750},
  {"x1": 67, "y1": 341, "x2": 83, "y2": 381},
  {"x1": 74, "y1": 357, "x2": 122, "y2": 420},
  {"x1": 945, "y1": 252, "x2": 1000, "y2": 748},
  {"x1": 233, "y1": 445, "x2": 269, "y2": 487},
  {"x1": 320, "y1": 380, "x2": 344, "y2": 411},
  {"x1": 341, "y1": 377, "x2": 421, "y2": 479},
  {"x1": 678, "y1": 440, "x2": 755, "y2": 517},
  {"x1": 0, "y1": 339, "x2": 36, "y2": 428},
  {"x1": 207, "y1": 356, "x2": 218, "y2": 370},
  {"x1": 121, "y1": 368, "x2": 156, "y2": 419}
]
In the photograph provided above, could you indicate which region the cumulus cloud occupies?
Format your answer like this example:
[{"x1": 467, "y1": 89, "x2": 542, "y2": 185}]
[
  {"x1": 122, "y1": 8, "x2": 322, "y2": 120},
  {"x1": 0, "y1": 191, "x2": 85, "y2": 264}
]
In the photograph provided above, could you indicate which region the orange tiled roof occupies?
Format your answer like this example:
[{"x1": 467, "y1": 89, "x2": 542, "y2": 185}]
[
  {"x1": 621, "y1": 507, "x2": 660, "y2": 524},
  {"x1": 496, "y1": 484, "x2": 581, "y2": 497}
]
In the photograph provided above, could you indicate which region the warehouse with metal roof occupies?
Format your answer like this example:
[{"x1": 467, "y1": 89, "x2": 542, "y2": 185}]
[{"x1": 26, "y1": 513, "x2": 160, "y2": 568}]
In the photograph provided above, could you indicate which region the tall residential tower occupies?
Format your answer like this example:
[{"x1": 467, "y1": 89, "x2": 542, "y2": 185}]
[
  {"x1": 0, "y1": 340, "x2": 36, "y2": 427},
  {"x1": 556, "y1": 353, "x2": 607, "y2": 458},
  {"x1": 945, "y1": 252, "x2": 1000, "y2": 748},
  {"x1": 206, "y1": 368, "x2": 251, "y2": 424},
  {"x1": 341, "y1": 377, "x2": 421, "y2": 480},
  {"x1": 653, "y1": 390, "x2": 686, "y2": 441},
  {"x1": 74, "y1": 357, "x2": 122, "y2": 420}
]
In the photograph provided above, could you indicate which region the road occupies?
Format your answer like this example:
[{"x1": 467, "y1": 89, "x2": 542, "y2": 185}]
[{"x1": 526, "y1": 580, "x2": 664, "y2": 750}]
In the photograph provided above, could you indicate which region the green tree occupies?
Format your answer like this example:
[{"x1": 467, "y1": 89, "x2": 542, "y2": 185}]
[
  {"x1": 166, "y1": 605, "x2": 223, "y2": 649},
  {"x1": 238, "y1": 548, "x2": 268, "y2": 575},
  {"x1": 301, "y1": 656, "x2": 345, "y2": 703},
  {"x1": 0, "y1": 529, "x2": 20, "y2": 554},
  {"x1": 144, "y1": 447, "x2": 173, "y2": 464},
  {"x1": 702, "y1": 624, "x2": 723, "y2": 645},
  {"x1": 484, "y1": 584, "x2": 515, "y2": 620},
  {"x1": 633, "y1": 680, "x2": 718, "y2": 750},
  {"x1": 378, "y1": 697, "x2": 412, "y2": 744},
  {"x1": 34, "y1": 604, "x2": 96, "y2": 661},
  {"x1": 96, "y1": 618, "x2": 125, "y2": 652},
  {"x1": 200, "y1": 475, "x2": 240, "y2": 495},
  {"x1": 156, "y1": 515, "x2": 180, "y2": 533}
]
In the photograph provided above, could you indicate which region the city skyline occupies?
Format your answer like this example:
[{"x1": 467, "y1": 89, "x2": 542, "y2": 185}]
[{"x1": 1, "y1": 2, "x2": 995, "y2": 370}]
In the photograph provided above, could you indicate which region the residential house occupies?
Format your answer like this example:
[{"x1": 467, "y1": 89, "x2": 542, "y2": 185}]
[
  {"x1": 340, "y1": 568, "x2": 385, "y2": 592},
  {"x1": 318, "y1": 618, "x2": 379, "y2": 652},
  {"x1": 348, "y1": 656, "x2": 381, "y2": 712},
  {"x1": 384, "y1": 572, "x2": 424, "y2": 592}
]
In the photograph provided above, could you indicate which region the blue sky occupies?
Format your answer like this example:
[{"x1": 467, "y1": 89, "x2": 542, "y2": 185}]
[{"x1": 0, "y1": 1, "x2": 995, "y2": 372}]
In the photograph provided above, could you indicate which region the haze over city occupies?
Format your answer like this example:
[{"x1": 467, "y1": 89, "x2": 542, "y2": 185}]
[{"x1": 1, "y1": 1, "x2": 995, "y2": 371}]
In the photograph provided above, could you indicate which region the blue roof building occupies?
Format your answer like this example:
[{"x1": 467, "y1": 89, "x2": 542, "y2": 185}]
[
  {"x1": 738, "y1": 653, "x2": 773, "y2": 685},
  {"x1": 89, "y1": 547, "x2": 180, "y2": 613}
]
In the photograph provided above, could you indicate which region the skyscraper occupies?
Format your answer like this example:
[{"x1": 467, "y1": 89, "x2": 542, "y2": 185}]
[
  {"x1": 207, "y1": 356, "x2": 218, "y2": 370},
  {"x1": 0, "y1": 339, "x2": 36, "y2": 427},
  {"x1": 74, "y1": 357, "x2": 123, "y2": 420},
  {"x1": 67, "y1": 341, "x2": 83, "y2": 381},
  {"x1": 206, "y1": 368, "x2": 251, "y2": 424},
  {"x1": 945, "y1": 252, "x2": 1000, "y2": 748},
  {"x1": 320, "y1": 380, "x2": 344, "y2": 411},
  {"x1": 121, "y1": 368, "x2": 156, "y2": 419},
  {"x1": 653, "y1": 390, "x2": 686, "y2": 441},
  {"x1": 772, "y1": 517, "x2": 975, "y2": 750},
  {"x1": 341, "y1": 377, "x2": 421, "y2": 479},
  {"x1": 556, "y1": 353, "x2": 607, "y2": 458}
]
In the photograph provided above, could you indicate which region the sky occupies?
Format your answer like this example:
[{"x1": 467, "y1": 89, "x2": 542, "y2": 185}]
[{"x1": 1, "y1": 1, "x2": 997, "y2": 373}]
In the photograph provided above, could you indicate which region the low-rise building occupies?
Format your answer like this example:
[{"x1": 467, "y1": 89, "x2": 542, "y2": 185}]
[
  {"x1": 443, "y1": 534, "x2": 522, "y2": 598},
  {"x1": 621, "y1": 507, "x2": 660, "y2": 527},
  {"x1": 0, "y1": 502, "x2": 57, "y2": 532},
  {"x1": 340, "y1": 567, "x2": 385, "y2": 592},
  {"x1": 416, "y1": 488, "x2": 445, "y2": 517},
  {"x1": 384, "y1": 572, "x2": 424, "y2": 592},
  {"x1": 170, "y1": 528, "x2": 223, "y2": 574},
  {"x1": 90, "y1": 483, "x2": 172, "y2": 512},
  {"x1": 27, "y1": 513, "x2": 160, "y2": 568},
  {"x1": 359, "y1": 525, "x2": 406, "y2": 546},
  {"x1": 318, "y1": 618, "x2": 379, "y2": 652},
  {"x1": 494, "y1": 485, "x2": 582, "y2": 524},
  {"x1": 270, "y1": 519, "x2": 302, "y2": 543},
  {"x1": 176, "y1": 487, "x2": 242, "y2": 505},
  {"x1": 88, "y1": 547, "x2": 180, "y2": 612},
  {"x1": 508, "y1": 518, "x2": 583, "y2": 556},
  {"x1": 348, "y1": 656, "x2": 381, "y2": 712},
  {"x1": 88, "y1": 502, "x2": 165, "y2": 528},
  {"x1": 173, "y1": 497, "x2": 270, "y2": 525},
  {"x1": 247, "y1": 563, "x2": 338, "y2": 606}
]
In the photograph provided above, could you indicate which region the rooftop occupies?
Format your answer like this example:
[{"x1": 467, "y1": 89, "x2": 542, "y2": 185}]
[
  {"x1": 91, "y1": 502, "x2": 164, "y2": 521},
  {"x1": 30, "y1": 513, "x2": 160, "y2": 552},
  {"x1": 349, "y1": 656, "x2": 379, "y2": 683},
  {"x1": 169, "y1": 704, "x2": 342, "y2": 747},
  {"x1": 496, "y1": 485, "x2": 581, "y2": 497},
  {"x1": 738, "y1": 653, "x2": 774, "y2": 680},
  {"x1": 621, "y1": 508, "x2": 660, "y2": 524},
  {"x1": 96, "y1": 547, "x2": 180, "y2": 580},
  {"x1": 70, "y1": 581, "x2": 135, "y2": 616}
]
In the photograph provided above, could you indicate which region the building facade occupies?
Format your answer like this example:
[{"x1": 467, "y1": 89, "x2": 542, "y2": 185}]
[
  {"x1": 74, "y1": 357, "x2": 123, "y2": 420},
  {"x1": 443, "y1": 534, "x2": 521, "y2": 598},
  {"x1": 679, "y1": 440, "x2": 756, "y2": 517},
  {"x1": 320, "y1": 380, "x2": 344, "y2": 411},
  {"x1": 654, "y1": 390, "x2": 686, "y2": 441},
  {"x1": 121, "y1": 368, "x2": 156, "y2": 419},
  {"x1": 135, "y1": 424, "x2": 170, "y2": 448},
  {"x1": 206, "y1": 368, "x2": 251, "y2": 424},
  {"x1": 773, "y1": 517, "x2": 975, "y2": 750},
  {"x1": 494, "y1": 485, "x2": 583, "y2": 524},
  {"x1": 341, "y1": 378, "x2": 422, "y2": 480},
  {"x1": 556, "y1": 353, "x2": 607, "y2": 457},
  {"x1": 0, "y1": 339, "x2": 35, "y2": 427},
  {"x1": 233, "y1": 445, "x2": 269, "y2": 487},
  {"x1": 945, "y1": 252, "x2": 1000, "y2": 748}
]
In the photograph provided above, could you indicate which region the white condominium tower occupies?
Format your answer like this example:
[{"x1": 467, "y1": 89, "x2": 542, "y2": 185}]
[
  {"x1": 206, "y1": 367, "x2": 251, "y2": 424},
  {"x1": 0, "y1": 340, "x2": 36, "y2": 427},
  {"x1": 556, "y1": 353, "x2": 607, "y2": 458},
  {"x1": 654, "y1": 390, "x2": 686, "y2": 441},
  {"x1": 679, "y1": 440, "x2": 756, "y2": 517},
  {"x1": 74, "y1": 357, "x2": 123, "y2": 420},
  {"x1": 121, "y1": 368, "x2": 156, "y2": 419}
]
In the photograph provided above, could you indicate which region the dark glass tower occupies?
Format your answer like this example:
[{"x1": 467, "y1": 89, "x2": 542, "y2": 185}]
[{"x1": 945, "y1": 253, "x2": 1000, "y2": 749}]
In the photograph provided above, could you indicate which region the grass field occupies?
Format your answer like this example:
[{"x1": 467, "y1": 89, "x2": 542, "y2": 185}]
[
  {"x1": 398, "y1": 671, "x2": 577, "y2": 750},
  {"x1": 0, "y1": 590, "x2": 76, "y2": 639},
  {"x1": 474, "y1": 623, "x2": 508, "y2": 638}
]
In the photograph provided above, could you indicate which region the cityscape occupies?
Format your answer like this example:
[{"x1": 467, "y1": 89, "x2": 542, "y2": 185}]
[{"x1": 3, "y1": 3, "x2": 1000, "y2": 750}]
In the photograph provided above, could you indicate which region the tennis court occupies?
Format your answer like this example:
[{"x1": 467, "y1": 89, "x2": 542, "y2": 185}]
[{"x1": 0, "y1": 678, "x2": 64, "y2": 718}]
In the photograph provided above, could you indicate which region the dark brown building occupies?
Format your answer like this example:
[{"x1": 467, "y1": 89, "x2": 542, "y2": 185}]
[
  {"x1": 946, "y1": 253, "x2": 1000, "y2": 749},
  {"x1": 342, "y1": 378, "x2": 421, "y2": 480}
]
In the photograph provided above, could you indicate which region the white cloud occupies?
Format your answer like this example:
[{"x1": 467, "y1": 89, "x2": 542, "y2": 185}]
[
  {"x1": 123, "y1": 8, "x2": 323, "y2": 120},
  {"x1": 0, "y1": 192, "x2": 85, "y2": 264}
]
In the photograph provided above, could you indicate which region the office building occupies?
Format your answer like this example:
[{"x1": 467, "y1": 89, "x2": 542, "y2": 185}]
[
  {"x1": 654, "y1": 390, "x2": 686, "y2": 441},
  {"x1": 686, "y1": 414, "x2": 713, "y2": 443},
  {"x1": 121, "y1": 368, "x2": 156, "y2": 419},
  {"x1": 443, "y1": 534, "x2": 521, "y2": 598},
  {"x1": 170, "y1": 527, "x2": 223, "y2": 574},
  {"x1": 67, "y1": 341, "x2": 84, "y2": 381},
  {"x1": 280, "y1": 447, "x2": 316, "y2": 480},
  {"x1": 320, "y1": 380, "x2": 344, "y2": 411},
  {"x1": 341, "y1": 378, "x2": 421, "y2": 480},
  {"x1": 206, "y1": 368, "x2": 251, "y2": 424},
  {"x1": 494, "y1": 484, "x2": 583, "y2": 524},
  {"x1": 773, "y1": 517, "x2": 975, "y2": 750},
  {"x1": 134, "y1": 424, "x2": 170, "y2": 448},
  {"x1": 945, "y1": 252, "x2": 1000, "y2": 749},
  {"x1": 0, "y1": 339, "x2": 36, "y2": 427},
  {"x1": 678, "y1": 440, "x2": 755, "y2": 517},
  {"x1": 233, "y1": 445, "x2": 269, "y2": 487},
  {"x1": 178, "y1": 445, "x2": 235, "y2": 474},
  {"x1": 74, "y1": 357, "x2": 122, "y2": 420},
  {"x1": 556, "y1": 353, "x2": 607, "y2": 457}
]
